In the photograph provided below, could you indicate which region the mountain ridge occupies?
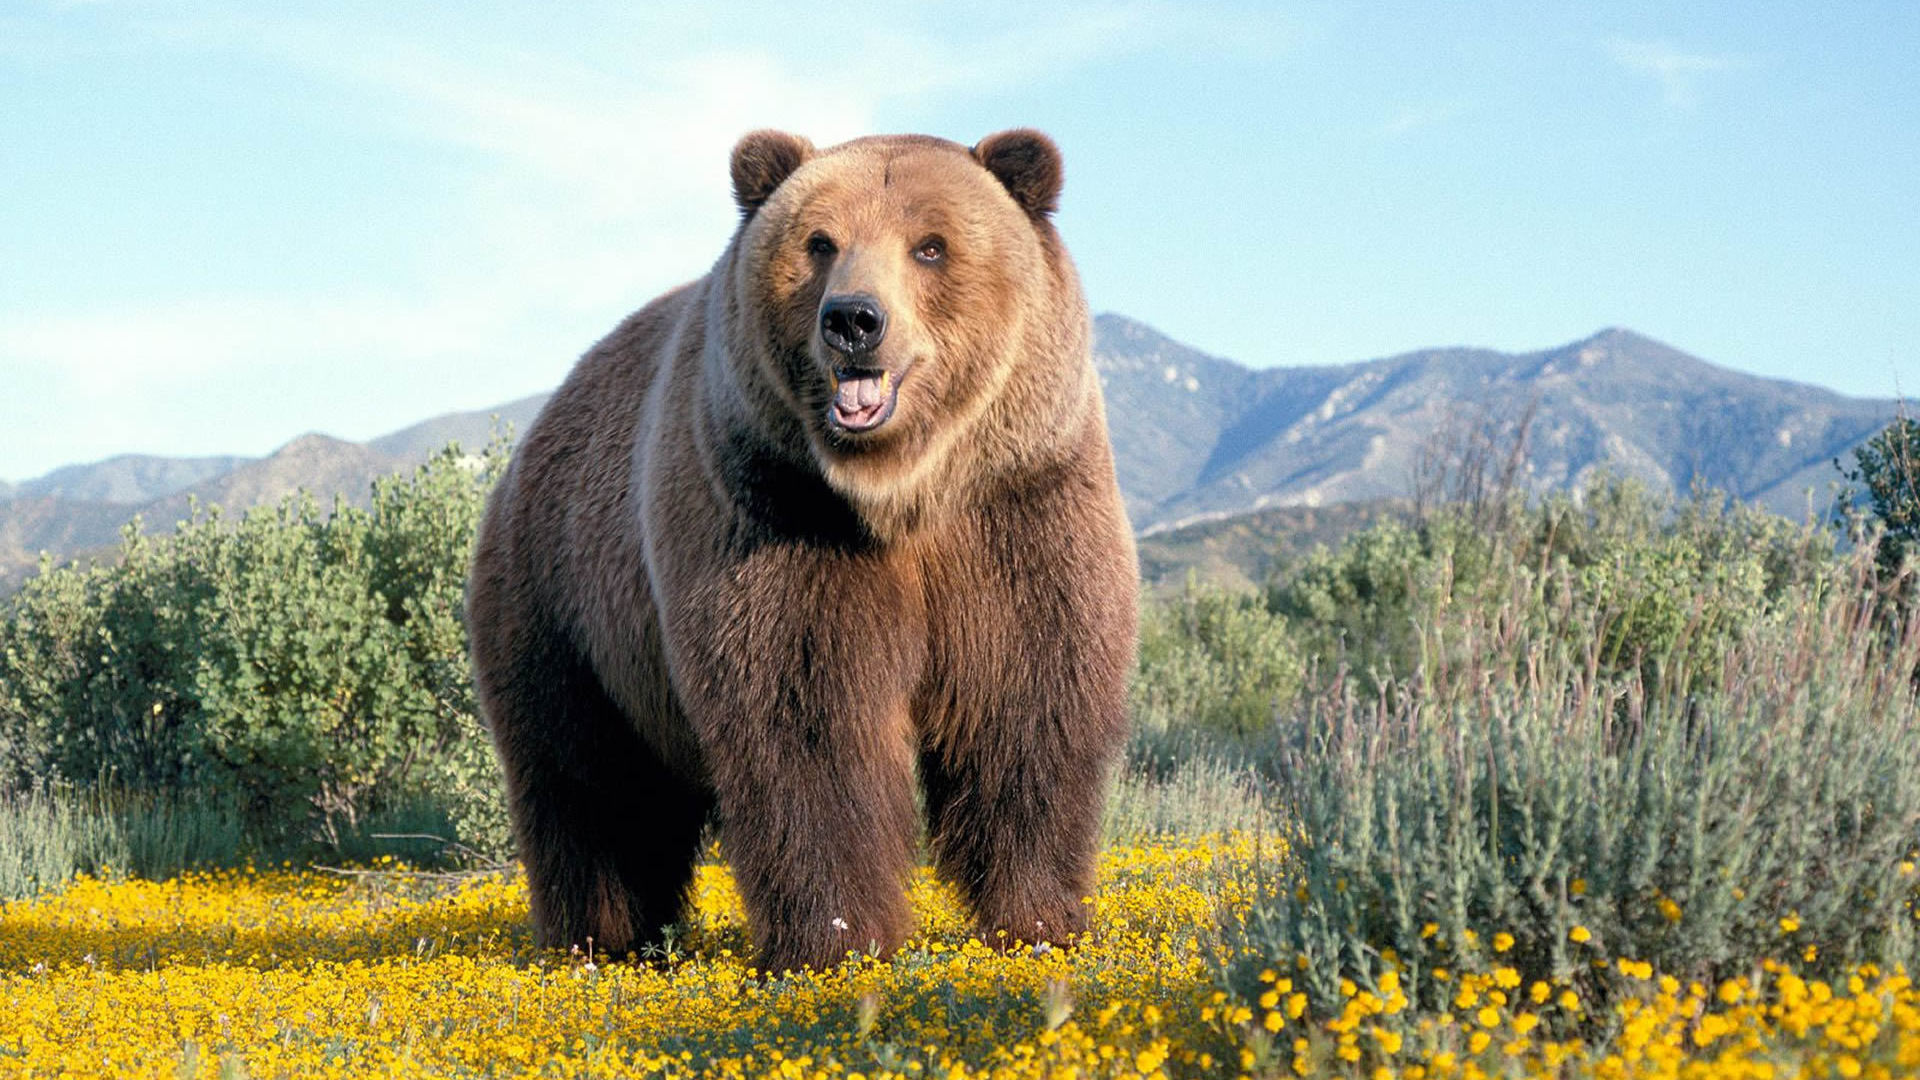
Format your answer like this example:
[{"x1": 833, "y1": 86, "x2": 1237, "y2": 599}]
[
  {"x1": 1, "y1": 317, "x2": 1897, "y2": 590},
  {"x1": 1092, "y1": 317, "x2": 1889, "y2": 531}
]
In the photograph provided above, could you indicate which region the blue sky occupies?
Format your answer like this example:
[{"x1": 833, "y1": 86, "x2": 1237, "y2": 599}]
[{"x1": 2, "y1": 1, "x2": 1916, "y2": 482}]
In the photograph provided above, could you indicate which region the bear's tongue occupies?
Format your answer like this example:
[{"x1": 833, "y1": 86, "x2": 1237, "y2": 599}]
[{"x1": 831, "y1": 371, "x2": 894, "y2": 430}]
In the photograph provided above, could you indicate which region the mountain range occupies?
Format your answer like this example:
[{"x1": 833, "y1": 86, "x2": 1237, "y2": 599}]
[{"x1": 1, "y1": 315, "x2": 1897, "y2": 590}]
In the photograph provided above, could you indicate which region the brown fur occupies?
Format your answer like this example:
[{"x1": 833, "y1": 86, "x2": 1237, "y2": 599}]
[{"x1": 466, "y1": 129, "x2": 1137, "y2": 973}]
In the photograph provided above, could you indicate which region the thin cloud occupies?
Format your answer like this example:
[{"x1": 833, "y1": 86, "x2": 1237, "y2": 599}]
[
  {"x1": 1381, "y1": 101, "x2": 1461, "y2": 138},
  {"x1": 0, "y1": 292, "x2": 526, "y2": 475},
  {"x1": 0, "y1": 293, "x2": 507, "y2": 395},
  {"x1": 0, "y1": 3, "x2": 1189, "y2": 478},
  {"x1": 13, "y1": 3, "x2": 1182, "y2": 356},
  {"x1": 1606, "y1": 37, "x2": 1740, "y2": 108}
]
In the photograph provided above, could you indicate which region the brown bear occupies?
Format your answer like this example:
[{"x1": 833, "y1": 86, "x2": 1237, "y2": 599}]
[{"x1": 465, "y1": 128, "x2": 1137, "y2": 973}]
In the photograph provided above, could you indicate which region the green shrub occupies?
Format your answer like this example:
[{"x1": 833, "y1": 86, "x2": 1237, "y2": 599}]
[
  {"x1": 1132, "y1": 580, "x2": 1303, "y2": 739},
  {"x1": 361, "y1": 451, "x2": 511, "y2": 857},
  {"x1": 1265, "y1": 515, "x2": 1431, "y2": 692},
  {"x1": 1222, "y1": 539, "x2": 1920, "y2": 1022},
  {"x1": 187, "y1": 494, "x2": 439, "y2": 839},
  {"x1": 0, "y1": 525, "x2": 213, "y2": 793},
  {"x1": 1269, "y1": 477, "x2": 1837, "y2": 700},
  {"x1": 1840, "y1": 414, "x2": 1920, "y2": 570},
  {"x1": 0, "y1": 442, "x2": 512, "y2": 866}
]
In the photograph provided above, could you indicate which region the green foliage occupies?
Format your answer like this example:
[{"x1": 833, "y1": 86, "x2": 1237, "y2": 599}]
[
  {"x1": 1841, "y1": 414, "x2": 1920, "y2": 568},
  {"x1": 0, "y1": 525, "x2": 212, "y2": 794},
  {"x1": 190, "y1": 494, "x2": 439, "y2": 838},
  {"x1": 1267, "y1": 477, "x2": 1836, "y2": 701},
  {"x1": 1264, "y1": 516, "x2": 1431, "y2": 690},
  {"x1": 1130, "y1": 474, "x2": 1920, "y2": 1027},
  {"x1": 1131, "y1": 580, "x2": 1303, "y2": 739},
  {"x1": 0, "y1": 442, "x2": 512, "y2": 870},
  {"x1": 1222, "y1": 520, "x2": 1920, "y2": 1022}
]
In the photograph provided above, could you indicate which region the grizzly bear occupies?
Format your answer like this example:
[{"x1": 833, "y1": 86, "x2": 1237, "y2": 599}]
[{"x1": 465, "y1": 128, "x2": 1137, "y2": 973}]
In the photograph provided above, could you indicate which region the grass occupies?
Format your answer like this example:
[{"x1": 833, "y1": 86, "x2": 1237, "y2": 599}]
[
  {"x1": 0, "y1": 782, "x2": 480, "y2": 901},
  {"x1": 0, "y1": 781, "x2": 249, "y2": 900},
  {"x1": 1103, "y1": 752, "x2": 1272, "y2": 843},
  {"x1": 0, "y1": 782, "x2": 121, "y2": 900}
]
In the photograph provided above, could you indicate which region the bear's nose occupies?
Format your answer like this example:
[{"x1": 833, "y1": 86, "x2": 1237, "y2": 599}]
[{"x1": 819, "y1": 294, "x2": 887, "y2": 356}]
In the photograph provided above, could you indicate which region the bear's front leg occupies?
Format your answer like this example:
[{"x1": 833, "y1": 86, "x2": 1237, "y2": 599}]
[
  {"x1": 918, "y1": 500, "x2": 1136, "y2": 951},
  {"x1": 660, "y1": 544, "x2": 926, "y2": 973},
  {"x1": 919, "y1": 679, "x2": 1128, "y2": 949}
]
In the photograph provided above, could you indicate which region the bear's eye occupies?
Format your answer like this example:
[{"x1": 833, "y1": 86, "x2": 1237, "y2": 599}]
[
  {"x1": 912, "y1": 236, "x2": 947, "y2": 265},
  {"x1": 806, "y1": 233, "x2": 837, "y2": 258}
]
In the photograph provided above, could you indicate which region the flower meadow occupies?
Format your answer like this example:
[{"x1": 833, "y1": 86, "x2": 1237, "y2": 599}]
[{"x1": 8, "y1": 836, "x2": 1920, "y2": 1079}]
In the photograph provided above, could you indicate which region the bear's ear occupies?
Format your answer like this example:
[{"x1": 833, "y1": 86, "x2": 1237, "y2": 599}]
[
  {"x1": 972, "y1": 129, "x2": 1063, "y2": 218},
  {"x1": 730, "y1": 130, "x2": 814, "y2": 216}
]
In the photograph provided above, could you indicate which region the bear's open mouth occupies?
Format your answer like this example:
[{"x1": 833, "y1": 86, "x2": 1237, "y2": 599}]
[{"x1": 828, "y1": 367, "x2": 904, "y2": 433}]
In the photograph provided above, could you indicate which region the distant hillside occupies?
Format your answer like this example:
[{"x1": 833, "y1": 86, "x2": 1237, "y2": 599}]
[
  {"x1": 0, "y1": 436, "x2": 406, "y2": 592},
  {"x1": 1094, "y1": 318, "x2": 1893, "y2": 531},
  {"x1": 367, "y1": 394, "x2": 548, "y2": 460},
  {"x1": 1134, "y1": 500, "x2": 1411, "y2": 594},
  {"x1": 0, "y1": 317, "x2": 1898, "y2": 590},
  {"x1": 6, "y1": 453, "x2": 245, "y2": 505},
  {"x1": 0, "y1": 496, "x2": 137, "y2": 592},
  {"x1": 164, "y1": 434, "x2": 403, "y2": 518}
]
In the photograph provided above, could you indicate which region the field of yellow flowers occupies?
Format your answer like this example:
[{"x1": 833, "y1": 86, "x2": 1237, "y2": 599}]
[{"x1": 5, "y1": 835, "x2": 1920, "y2": 1079}]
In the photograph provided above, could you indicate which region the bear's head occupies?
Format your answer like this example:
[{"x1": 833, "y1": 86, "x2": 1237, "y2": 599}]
[{"x1": 721, "y1": 129, "x2": 1090, "y2": 520}]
